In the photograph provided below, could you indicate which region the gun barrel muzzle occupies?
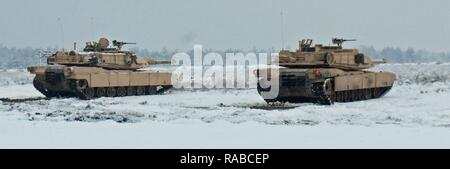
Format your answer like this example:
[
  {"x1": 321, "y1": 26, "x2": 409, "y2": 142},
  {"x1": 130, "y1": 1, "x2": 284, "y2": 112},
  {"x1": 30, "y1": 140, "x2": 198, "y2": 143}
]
[{"x1": 372, "y1": 59, "x2": 386, "y2": 64}]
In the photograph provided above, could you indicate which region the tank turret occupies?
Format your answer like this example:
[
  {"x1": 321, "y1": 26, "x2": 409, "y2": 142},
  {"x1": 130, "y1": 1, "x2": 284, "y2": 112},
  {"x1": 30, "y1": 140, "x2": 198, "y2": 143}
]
[
  {"x1": 278, "y1": 38, "x2": 385, "y2": 70},
  {"x1": 47, "y1": 38, "x2": 170, "y2": 70}
]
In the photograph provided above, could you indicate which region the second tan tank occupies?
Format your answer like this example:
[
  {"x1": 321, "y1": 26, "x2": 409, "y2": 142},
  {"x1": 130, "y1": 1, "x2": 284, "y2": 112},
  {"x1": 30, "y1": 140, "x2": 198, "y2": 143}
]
[
  {"x1": 255, "y1": 38, "x2": 396, "y2": 105},
  {"x1": 27, "y1": 38, "x2": 173, "y2": 100}
]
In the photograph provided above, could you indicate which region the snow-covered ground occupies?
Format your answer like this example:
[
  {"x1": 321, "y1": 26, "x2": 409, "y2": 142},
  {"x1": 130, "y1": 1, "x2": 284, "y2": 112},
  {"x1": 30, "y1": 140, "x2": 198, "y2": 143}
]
[{"x1": 1, "y1": 63, "x2": 450, "y2": 148}]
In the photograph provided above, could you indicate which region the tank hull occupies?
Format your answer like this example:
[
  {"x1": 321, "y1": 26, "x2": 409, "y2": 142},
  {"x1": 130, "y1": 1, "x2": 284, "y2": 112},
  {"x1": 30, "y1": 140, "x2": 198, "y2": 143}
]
[
  {"x1": 28, "y1": 66, "x2": 173, "y2": 100},
  {"x1": 256, "y1": 68, "x2": 395, "y2": 105}
]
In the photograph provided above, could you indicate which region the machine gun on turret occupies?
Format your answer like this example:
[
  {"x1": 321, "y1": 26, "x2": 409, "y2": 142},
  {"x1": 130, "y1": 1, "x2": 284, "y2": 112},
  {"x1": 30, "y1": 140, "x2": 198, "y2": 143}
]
[
  {"x1": 332, "y1": 38, "x2": 356, "y2": 47},
  {"x1": 113, "y1": 40, "x2": 136, "y2": 50}
]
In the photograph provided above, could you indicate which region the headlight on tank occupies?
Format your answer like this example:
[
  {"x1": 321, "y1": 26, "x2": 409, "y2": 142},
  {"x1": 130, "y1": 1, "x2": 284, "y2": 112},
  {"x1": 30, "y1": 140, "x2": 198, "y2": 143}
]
[{"x1": 314, "y1": 69, "x2": 322, "y2": 77}]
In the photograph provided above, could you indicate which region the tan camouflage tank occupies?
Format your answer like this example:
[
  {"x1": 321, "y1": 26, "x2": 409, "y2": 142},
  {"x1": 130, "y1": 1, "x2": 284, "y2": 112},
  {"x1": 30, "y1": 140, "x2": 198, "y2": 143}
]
[
  {"x1": 255, "y1": 38, "x2": 396, "y2": 105},
  {"x1": 27, "y1": 38, "x2": 173, "y2": 100}
]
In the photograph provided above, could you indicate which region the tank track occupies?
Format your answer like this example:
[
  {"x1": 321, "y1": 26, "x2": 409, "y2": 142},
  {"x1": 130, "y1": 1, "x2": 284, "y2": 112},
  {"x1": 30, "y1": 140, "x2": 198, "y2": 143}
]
[
  {"x1": 314, "y1": 78, "x2": 393, "y2": 104},
  {"x1": 258, "y1": 79, "x2": 392, "y2": 105},
  {"x1": 75, "y1": 85, "x2": 173, "y2": 100},
  {"x1": 35, "y1": 79, "x2": 172, "y2": 100},
  {"x1": 331, "y1": 86, "x2": 392, "y2": 103}
]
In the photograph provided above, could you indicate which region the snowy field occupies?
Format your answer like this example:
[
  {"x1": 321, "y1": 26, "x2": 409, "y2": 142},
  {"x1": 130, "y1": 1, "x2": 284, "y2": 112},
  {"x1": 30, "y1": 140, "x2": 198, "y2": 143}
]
[{"x1": 1, "y1": 63, "x2": 450, "y2": 148}]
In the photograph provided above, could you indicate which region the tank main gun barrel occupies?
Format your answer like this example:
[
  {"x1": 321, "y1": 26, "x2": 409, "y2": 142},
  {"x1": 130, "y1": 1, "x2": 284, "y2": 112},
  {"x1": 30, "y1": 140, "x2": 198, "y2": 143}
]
[
  {"x1": 372, "y1": 59, "x2": 387, "y2": 64},
  {"x1": 147, "y1": 60, "x2": 172, "y2": 65}
]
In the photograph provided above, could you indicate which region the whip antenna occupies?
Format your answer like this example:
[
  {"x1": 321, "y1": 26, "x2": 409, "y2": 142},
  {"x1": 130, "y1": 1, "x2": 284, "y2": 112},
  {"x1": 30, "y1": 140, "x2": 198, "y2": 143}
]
[
  {"x1": 90, "y1": 17, "x2": 95, "y2": 39},
  {"x1": 280, "y1": 10, "x2": 285, "y2": 50},
  {"x1": 57, "y1": 17, "x2": 65, "y2": 51}
]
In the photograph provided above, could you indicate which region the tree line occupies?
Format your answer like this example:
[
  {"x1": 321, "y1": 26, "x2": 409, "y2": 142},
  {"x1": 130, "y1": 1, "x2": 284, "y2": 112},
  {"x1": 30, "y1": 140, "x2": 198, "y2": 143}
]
[
  {"x1": 0, "y1": 44, "x2": 449, "y2": 69},
  {"x1": 359, "y1": 46, "x2": 450, "y2": 63}
]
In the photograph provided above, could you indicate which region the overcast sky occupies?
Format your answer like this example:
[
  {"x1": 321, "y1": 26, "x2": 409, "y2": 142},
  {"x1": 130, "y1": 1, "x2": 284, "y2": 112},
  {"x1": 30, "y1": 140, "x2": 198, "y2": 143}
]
[{"x1": 0, "y1": 0, "x2": 449, "y2": 51}]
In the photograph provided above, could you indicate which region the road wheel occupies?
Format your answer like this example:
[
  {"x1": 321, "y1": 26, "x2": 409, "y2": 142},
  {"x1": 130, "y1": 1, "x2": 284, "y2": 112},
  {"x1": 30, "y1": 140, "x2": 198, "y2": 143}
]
[
  {"x1": 106, "y1": 87, "x2": 116, "y2": 97},
  {"x1": 96, "y1": 88, "x2": 106, "y2": 97},
  {"x1": 338, "y1": 91, "x2": 345, "y2": 102},
  {"x1": 136, "y1": 86, "x2": 146, "y2": 95},
  {"x1": 345, "y1": 91, "x2": 352, "y2": 102},
  {"x1": 364, "y1": 89, "x2": 371, "y2": 100},
  {"x1": 82, "y1": 87, "x2": 95, "y2": 100},
  {"x1": 127, "y1": 87, "x2": 136, "y2": 96},
  {"x1": 117, "y1": 87, "x2": 127, "y2": 97},
  {"x1": 147, "y1": 86, "x2": 157, "y2": 95},
  {"x1": 356, "y1": 90, "x2": 363, "y2": 100},
  {"x1": 351, "y1": 90, "x2": 359, "y2": 101}
]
